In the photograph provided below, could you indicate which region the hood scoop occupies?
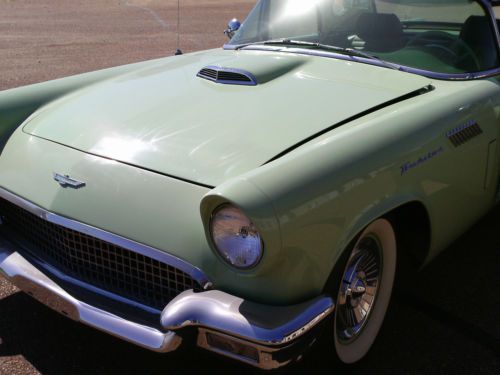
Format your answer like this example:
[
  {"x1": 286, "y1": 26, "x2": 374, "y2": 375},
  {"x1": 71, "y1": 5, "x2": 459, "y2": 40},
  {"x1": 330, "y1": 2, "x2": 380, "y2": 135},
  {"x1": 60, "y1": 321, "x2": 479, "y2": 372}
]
[{"x1": 197, "y1": 66, "x2": 257, "y2": 86}]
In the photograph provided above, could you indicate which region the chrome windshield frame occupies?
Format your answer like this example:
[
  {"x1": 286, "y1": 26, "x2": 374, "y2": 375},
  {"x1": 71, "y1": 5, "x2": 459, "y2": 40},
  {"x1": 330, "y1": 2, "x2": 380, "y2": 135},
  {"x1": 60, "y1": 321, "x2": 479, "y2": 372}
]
[{"x1": 224, "y1": 0, "x2": 500, "y2": 81}]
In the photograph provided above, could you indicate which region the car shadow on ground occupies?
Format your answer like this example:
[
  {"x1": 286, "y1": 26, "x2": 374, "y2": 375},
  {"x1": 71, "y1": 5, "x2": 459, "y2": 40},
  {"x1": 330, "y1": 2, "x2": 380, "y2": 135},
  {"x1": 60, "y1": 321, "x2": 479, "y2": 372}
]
[{"x1": 0, "y1": 207, "x2": 499, "y2": 374}]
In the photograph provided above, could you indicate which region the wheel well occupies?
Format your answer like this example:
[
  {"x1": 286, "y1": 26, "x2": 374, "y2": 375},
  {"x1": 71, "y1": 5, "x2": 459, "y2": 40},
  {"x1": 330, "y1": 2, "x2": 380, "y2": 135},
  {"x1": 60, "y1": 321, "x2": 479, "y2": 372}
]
[
  {"x1": 323, "y1": 201, "x2": 431, "y2": 294},
  {"x1": 385, "y1": 201, "x2": 431, "y2": 270}
]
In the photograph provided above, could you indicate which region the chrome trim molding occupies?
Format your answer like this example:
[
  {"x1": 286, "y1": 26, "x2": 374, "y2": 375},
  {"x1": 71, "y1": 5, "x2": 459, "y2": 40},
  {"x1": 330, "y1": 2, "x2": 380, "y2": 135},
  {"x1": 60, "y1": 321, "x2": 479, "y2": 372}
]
[
  {"x1": 0, "y1": 243, "x2": 181, "y2": 353},
  {"x1": 160, "y1": 289, "x2": 334, "y2": 346},
  {"x1": 0, "y1": 187, "x2": 212, "y2": 290}
]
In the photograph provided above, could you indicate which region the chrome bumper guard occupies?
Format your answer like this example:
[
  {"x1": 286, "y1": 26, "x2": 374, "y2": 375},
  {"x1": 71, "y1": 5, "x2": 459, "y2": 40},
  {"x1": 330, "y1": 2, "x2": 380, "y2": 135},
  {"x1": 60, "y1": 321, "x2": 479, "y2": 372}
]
[{"x1": 0, "y1": 239, "x2": 334, "y2": 369}]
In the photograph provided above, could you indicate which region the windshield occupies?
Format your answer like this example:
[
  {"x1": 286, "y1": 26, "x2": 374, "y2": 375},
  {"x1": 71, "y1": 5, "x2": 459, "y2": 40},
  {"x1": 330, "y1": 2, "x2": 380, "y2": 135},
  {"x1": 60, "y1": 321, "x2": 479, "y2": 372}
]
[{"x1": 228, "y1": 0, "x2": 500, "y2": 75}]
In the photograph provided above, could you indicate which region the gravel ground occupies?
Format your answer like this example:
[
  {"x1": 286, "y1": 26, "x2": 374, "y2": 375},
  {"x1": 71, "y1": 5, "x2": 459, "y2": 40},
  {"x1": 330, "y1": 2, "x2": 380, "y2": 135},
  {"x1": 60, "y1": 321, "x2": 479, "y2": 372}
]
[
  {"x1": 0, "y1": 1, "x2": 499, "y2": 374},
  {"x1": 0, "y1": 0, "x2": 254, "y2": 90}
]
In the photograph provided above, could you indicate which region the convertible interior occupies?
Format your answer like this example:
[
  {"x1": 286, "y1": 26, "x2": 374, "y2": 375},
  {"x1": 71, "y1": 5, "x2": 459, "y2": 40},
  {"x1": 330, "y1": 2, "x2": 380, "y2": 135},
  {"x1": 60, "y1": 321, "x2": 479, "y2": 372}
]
[
  {"x1": 320, "y1": 11, "x2": 500, "y2": 74},
  {"x1": 238, "y1": 0, "x2": 500, "y2": 75}
]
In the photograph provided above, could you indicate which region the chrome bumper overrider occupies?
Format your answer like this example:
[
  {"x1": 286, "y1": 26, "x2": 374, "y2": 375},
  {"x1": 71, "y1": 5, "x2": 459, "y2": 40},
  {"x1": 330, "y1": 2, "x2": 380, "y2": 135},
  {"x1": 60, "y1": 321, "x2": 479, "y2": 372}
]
[{"x1": 0, "y1": 238, "x2": 334, "y2": 369}]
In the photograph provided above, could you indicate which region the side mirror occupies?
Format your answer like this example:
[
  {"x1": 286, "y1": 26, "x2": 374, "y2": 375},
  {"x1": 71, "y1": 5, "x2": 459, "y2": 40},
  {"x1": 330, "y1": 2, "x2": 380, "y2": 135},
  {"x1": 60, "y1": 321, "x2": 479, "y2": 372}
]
[{"x1": 224, "y1": 18, "x2": 241, "y2": 39}]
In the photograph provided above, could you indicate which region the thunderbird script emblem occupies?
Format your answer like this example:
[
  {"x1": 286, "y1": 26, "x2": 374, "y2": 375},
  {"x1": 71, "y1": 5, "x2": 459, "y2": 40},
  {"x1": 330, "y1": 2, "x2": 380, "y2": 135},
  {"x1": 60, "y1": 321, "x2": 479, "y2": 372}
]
[{"x1": 53, "y1": 173, "x2": 86, "y2": 189}]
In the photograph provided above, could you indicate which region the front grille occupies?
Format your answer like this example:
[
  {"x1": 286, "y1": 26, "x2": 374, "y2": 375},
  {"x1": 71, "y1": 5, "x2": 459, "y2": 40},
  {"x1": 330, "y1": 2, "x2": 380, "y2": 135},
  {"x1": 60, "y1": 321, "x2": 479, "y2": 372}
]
[{"x1": 0, "y1": 198, "x2": 202, "y2": 310}]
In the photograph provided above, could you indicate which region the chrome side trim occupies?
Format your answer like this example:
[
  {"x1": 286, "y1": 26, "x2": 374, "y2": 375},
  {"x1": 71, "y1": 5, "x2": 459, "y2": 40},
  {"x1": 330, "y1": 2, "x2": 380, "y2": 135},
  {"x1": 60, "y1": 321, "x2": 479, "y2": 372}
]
[
  {"x1": 0, "y1": 244, "x2": 181, "y2": 353},
  {"x1": 160, "y1": 289, "x2": 334, "y2": 346},
  {"x1": 0, "y1": 187, "x2": 212, "y2": 290}
]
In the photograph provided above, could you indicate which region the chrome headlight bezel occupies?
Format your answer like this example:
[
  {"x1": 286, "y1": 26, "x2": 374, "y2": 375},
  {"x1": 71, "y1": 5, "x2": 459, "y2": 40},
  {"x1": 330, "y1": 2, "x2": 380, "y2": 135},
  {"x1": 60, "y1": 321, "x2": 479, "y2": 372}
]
[{"x1": 209, "y1": 203, "x2": 264, "y2": 270}]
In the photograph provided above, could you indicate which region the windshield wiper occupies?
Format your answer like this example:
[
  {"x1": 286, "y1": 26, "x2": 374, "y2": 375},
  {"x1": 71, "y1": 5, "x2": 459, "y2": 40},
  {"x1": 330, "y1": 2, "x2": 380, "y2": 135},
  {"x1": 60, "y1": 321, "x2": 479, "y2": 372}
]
[
  {"x1": 235, "y1": 39, "x2": 402, "y2": 71},
  {"x1": 235, "y1": 38, "x2": 334, "y2": 50},
  {"x1": 335, "y1": 46, "x2": 403, "y2": 71}
]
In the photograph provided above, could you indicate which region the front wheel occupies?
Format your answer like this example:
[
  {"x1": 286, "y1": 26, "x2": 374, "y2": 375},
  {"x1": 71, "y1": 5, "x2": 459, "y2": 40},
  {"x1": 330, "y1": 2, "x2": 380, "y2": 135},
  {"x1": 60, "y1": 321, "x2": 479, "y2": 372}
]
[{"x1": 333, "y1": 218, "x2": 397, "y2": 364}]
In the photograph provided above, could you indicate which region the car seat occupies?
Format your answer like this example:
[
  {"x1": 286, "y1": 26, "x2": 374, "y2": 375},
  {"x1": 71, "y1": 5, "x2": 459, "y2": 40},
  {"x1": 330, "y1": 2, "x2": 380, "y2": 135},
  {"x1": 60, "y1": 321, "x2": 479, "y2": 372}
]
[
  {"x1": 459, "y1": 16, "x2": 499, "y2": 71},
  {"x1": 356, "y1": 13, "x2": 405, "y2": 52}
]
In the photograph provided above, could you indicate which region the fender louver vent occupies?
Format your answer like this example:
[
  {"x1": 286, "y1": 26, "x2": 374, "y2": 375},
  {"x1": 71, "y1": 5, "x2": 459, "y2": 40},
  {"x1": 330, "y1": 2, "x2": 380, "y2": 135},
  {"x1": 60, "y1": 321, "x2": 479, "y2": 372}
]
[
  {"x1": 197, "y1": 66, "x2": 257, "y2": 86},
  {"x1": 446, "y1": 121, "x2": 483, "y2": 147}
]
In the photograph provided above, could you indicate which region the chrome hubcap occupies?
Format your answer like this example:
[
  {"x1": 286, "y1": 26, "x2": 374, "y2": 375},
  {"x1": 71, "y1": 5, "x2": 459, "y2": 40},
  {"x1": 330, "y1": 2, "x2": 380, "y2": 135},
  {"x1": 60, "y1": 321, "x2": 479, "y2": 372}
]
[{"x1": 336, "y1": 236, "x2": 381, "y2": 342}]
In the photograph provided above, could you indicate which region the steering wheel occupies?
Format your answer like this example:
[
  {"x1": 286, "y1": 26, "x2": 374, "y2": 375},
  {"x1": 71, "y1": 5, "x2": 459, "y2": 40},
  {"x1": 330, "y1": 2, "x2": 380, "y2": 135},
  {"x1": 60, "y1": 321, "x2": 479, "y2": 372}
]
[{"x1": 407, "y1": 30, "x2": 480, "y2": 71}]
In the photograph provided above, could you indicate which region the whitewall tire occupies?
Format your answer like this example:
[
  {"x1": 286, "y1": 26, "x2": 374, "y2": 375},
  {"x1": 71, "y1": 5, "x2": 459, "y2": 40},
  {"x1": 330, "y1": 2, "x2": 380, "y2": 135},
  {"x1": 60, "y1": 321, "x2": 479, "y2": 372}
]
[{"x1": 333, "y1": 218, "x2": 397, "y2": 364}]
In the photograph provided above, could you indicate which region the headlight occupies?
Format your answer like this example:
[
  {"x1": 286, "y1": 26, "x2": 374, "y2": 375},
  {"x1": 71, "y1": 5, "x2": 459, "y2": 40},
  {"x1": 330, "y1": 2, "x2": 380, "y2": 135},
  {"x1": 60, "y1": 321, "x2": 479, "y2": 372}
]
[{"x1": 210, "y1": 204, "x2": 263, "y2": 269}]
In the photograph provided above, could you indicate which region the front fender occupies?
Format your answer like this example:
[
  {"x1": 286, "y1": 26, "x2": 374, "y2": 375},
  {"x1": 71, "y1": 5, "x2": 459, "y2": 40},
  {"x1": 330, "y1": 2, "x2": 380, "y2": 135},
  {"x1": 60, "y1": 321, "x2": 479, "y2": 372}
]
[{"x1": 233, "y1": 78, "x2": 497, "y2": 304}]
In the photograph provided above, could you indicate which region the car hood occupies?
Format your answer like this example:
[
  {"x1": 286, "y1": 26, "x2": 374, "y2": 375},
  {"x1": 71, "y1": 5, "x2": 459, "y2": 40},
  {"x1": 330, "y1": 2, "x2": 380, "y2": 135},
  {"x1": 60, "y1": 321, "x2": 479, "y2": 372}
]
[{"x1": 23, "y1": 49, "x2": 431, "y2": 186}]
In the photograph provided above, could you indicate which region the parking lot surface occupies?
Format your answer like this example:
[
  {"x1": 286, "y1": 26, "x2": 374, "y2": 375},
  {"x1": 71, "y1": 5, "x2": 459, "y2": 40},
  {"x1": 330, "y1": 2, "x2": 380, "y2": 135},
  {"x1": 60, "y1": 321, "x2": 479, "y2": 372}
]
[{"x1": 0, "y1": 1, "x2": 499, "y2": 374}]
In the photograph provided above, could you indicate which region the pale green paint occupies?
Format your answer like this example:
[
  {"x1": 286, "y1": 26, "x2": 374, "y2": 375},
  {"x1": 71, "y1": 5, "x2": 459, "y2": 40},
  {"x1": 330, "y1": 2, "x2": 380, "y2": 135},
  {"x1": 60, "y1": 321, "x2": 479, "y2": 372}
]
[
  {"x1": 22, "y1": 49, "x2": 431, "y2": 186},
  {"x1": 0, "y1": 132, "x2": 216, "y2": 273},
  {"x1": 0, "y1": 48, "x2": 499, "y2": 305},
  {"x1": 0, "y1": 58, "x2": 168, "y2": 154},
  {"x1": 201, "y1": 73, "x2": 500, "y2": 303}
]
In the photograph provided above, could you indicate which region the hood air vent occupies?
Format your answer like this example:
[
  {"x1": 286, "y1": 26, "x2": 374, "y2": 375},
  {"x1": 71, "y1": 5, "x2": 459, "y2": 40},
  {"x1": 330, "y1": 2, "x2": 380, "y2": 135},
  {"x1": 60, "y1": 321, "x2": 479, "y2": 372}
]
[{"x1": 197, "y1": 66, "x2": 257, "y2": 86}]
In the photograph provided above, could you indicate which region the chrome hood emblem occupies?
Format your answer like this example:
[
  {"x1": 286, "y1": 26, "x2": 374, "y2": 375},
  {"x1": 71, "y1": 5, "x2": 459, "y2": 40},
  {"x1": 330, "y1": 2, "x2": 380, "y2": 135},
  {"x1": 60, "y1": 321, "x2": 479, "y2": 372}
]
[{"x1": 53, "y1": 173, "x2": 86, "y2": 189}]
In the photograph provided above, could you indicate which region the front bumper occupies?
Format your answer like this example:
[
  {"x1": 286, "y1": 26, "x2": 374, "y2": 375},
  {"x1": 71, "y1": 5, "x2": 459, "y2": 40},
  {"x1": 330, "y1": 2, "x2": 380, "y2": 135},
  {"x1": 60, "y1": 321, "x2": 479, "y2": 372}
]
[{"x1": 0, "y1": 238, "x2": 334, "y2": 369}]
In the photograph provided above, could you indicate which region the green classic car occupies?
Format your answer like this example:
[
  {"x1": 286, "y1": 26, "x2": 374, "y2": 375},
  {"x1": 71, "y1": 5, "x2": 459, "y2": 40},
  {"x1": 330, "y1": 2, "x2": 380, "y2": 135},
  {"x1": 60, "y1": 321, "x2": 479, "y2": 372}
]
[{"x1": 0, "y1": 0, "x2": 499, "y2": 370}]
